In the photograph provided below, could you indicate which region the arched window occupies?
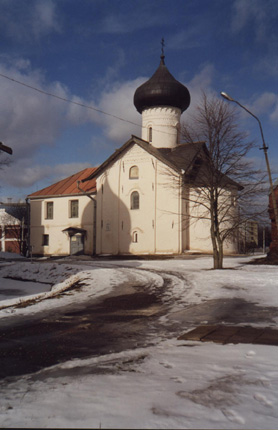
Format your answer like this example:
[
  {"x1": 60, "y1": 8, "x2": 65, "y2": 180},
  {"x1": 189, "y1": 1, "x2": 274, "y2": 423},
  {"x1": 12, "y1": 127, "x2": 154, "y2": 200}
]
[
  {"x1": 129, "y1": 165, "x2": 139, "y2": 179},
  {"x1": 149, "y1": 127, "x2": 152, "y2": 142},
  {"x1": 130, "y1": 191, "x2": 139, "y2": 210},
  {"x1": 132, "y1": 231, "x2": 138, "y2": 243}
]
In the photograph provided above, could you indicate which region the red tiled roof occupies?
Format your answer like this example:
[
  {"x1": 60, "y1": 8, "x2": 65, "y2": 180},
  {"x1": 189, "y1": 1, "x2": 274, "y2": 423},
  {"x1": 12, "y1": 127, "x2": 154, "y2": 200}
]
[{"x1": 28, "y1": 168, "x2": 97, "y2": 198}]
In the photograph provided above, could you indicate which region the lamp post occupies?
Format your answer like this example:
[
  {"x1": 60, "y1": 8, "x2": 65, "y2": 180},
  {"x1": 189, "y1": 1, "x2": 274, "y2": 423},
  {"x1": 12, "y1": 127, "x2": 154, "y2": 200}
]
[
  {"x1": 0, "y1": 142, "x2": 12, "y2": 155},
  {"x1": 221, "y1": 92, "x2": 278, "y2": 249}
]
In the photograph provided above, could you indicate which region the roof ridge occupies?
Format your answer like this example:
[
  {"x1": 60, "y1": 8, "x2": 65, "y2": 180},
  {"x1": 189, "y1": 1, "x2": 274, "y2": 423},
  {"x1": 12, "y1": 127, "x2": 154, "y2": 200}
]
[{"x1": 28, "y1": 167, "x2": 97, "y2": 198}]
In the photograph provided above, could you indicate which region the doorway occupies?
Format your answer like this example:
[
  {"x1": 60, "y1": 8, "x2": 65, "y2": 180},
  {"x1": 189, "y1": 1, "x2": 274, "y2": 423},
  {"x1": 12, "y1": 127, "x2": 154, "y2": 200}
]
[{"x1": 70, "y1": 233, "x2": 84, "y2": 255}]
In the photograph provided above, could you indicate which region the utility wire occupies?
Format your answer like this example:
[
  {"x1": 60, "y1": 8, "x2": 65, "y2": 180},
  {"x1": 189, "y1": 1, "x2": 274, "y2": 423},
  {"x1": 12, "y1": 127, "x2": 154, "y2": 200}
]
[
  {"x1": 0, "y1": 72, "x2": 177, "y2": 136},
  {"x1": 0, "y1": 72, "x2": 141, "y2": 127}
]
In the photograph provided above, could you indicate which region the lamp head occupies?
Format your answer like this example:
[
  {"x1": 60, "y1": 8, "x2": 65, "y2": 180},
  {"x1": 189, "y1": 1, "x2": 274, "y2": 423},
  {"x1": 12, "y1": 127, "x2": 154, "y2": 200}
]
[{"x1": 220, "y1": 92, "x2": 234, "y2": 102}]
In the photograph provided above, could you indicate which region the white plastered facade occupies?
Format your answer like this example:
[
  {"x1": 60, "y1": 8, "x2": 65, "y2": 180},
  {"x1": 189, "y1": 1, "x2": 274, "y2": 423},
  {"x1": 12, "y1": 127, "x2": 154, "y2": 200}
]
[
  {"x1": 29, "y1": 195, "x2": 95, "y2": 256},
  {"x1": 94, "y1": 143, "x2": 238, "y2": 255},
  {"x1": 141, "y1": 107, "x2": 181, "y2": 148},
  {"x1": 96, "y1": 144, "x2": 182, "y2": 255}
]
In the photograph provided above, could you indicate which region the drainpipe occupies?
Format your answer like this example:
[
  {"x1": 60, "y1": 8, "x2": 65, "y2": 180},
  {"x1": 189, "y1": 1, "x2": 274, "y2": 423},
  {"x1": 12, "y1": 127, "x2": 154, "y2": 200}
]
[{"x1": 77, "y1": 181, "x2": 97, "y2": 255}]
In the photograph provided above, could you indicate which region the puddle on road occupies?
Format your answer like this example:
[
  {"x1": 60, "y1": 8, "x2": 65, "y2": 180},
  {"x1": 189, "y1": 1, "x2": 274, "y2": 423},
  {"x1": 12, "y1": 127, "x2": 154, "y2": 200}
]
[{"x1": 0, "y1": 278, "x2": 52, "y2": 301}]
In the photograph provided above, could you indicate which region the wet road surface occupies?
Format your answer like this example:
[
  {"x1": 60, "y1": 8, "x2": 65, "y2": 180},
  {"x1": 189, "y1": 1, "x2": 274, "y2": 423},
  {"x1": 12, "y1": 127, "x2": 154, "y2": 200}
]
[
  {"x1": 1, "y1": 260, "x2": 278, "y2": 381},
  {"x1": 0, "y1": 288, "x2": 167, "y2": 380}
]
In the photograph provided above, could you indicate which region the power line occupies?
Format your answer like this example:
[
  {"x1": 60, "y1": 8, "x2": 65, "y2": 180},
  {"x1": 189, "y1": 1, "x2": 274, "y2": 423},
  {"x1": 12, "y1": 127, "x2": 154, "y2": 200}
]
[
  {"x1": 0, "y1": 71, "x2": 141, "y2": 128},
  {"x1": 0, "y1": 72, "x2": 177, "y2": 137}
]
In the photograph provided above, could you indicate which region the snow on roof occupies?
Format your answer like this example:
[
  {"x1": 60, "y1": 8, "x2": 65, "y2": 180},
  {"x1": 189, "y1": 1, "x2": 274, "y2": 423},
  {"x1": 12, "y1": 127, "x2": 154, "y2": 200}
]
[{"x1": 28, "y1": 168, "x2": 97, "y2": 198}]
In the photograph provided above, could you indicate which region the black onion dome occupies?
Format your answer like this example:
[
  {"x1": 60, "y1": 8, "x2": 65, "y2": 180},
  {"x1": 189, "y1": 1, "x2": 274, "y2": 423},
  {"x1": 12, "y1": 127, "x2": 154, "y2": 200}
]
[{"x1": 134, "y1": 55, "x2": 190, "y2": 114}]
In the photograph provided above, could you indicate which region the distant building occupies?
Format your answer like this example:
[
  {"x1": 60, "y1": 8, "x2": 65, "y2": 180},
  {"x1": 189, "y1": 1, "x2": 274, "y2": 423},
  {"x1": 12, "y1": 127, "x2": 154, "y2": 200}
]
[
  {"x1": 239, "y1": 220, "x2": 259, "y2": 253},
  {"x1": 0, "y1": 201, "x2": 27, "y2": 254},
  {"x1": 28, "y1": 169, "x2": 96, "y2": 256},
  {"x1": 269, "y1": 178, "x2": 278, "y2": 253}
]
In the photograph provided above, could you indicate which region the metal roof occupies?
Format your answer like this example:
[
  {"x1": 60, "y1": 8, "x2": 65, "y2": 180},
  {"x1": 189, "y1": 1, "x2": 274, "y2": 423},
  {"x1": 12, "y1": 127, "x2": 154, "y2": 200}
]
[
  {"x1": 82, "y1": 136, "x2": 208, "y2": 182},
  {"x1": 134, "y1": 55, "x2": 190, "y2": 114},
  {"x1": 28, "y1": 167, "x2": 97, "y2": 198},
  {"x1": 82, "y1": 136, "x2": 242, "y2": 190}
]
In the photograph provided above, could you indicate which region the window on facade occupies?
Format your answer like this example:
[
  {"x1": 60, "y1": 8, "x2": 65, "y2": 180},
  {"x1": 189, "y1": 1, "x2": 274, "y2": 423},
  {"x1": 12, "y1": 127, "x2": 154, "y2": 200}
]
[
  {"x1": 42, "y1": 234, "x2": 49, "y2": 246},
  {"x1": 149, "y1": 127, "x2": 152, "y2": 142},
  {"x1": 70, "y1": 200, "x2": 79, "y2": 218},
  {"x1": 130, "y1": 191, "x2": 140, "y2": 210},
  {"x1": 189, "y1": 157, "x2": 203, "y2": 180},
  {"x1": 132, "y1": 231, "x2": 138, "y2": 243},
  {"x1": 129, "y1": 166, "x2": 139, "y2": 179},
  {"x1": 45, "y1": 202, "x2": 53, "y2": 219}
]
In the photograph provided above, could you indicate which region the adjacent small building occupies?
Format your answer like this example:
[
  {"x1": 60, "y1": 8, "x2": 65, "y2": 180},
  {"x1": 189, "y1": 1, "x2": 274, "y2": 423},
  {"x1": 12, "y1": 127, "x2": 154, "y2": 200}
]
[
  {"x1": 28, "y1": 168, "x2": 96, "y2": 256},
  {"x1": 0, "y1": 201, "x2": 27, "y2": 255}
]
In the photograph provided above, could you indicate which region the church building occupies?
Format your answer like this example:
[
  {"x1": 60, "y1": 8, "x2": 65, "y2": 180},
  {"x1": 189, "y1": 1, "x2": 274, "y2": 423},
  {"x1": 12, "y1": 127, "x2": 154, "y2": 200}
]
[
  {"x1": 82, "y1": 52, "x2": 239, "y2": 256},
  {"x1": 28, "y1": 52, "x2": 239, "y2": 256}
]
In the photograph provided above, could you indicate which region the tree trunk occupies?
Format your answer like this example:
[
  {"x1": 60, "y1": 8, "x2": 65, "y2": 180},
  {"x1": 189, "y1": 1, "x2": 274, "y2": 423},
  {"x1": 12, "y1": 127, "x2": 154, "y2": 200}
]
[{"x1": 210, "y1": 197, "x2": 224, "y2": 269}]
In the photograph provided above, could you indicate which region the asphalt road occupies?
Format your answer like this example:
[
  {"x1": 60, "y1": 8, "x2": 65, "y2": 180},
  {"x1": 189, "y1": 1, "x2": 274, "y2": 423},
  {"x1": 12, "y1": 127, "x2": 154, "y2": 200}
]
[
  {"x1": 0, "y1": 282, "x2": 168, "y2": 380},
  {"x1": 1, "y1": 258, "x2": 278, "y2": 381}
]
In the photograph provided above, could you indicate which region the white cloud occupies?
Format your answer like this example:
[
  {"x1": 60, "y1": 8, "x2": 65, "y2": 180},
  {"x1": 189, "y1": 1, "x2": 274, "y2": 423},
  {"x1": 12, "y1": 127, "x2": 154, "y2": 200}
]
[
  {"x1": 270, "y1": 104, "x2": 278, "y2": 123},
  {"x1": 231, "y1": 0, "x2": 277, "y2": 43},
  {"x1": 98, "y1": 78, "x2": 143, "y2": 141},
  {"x1": 0, "y1": 0, "x2": 61, "y2": 42},
  {"x1": 0, "y1": 63, "x2": 69, "y2": 160},
  {"x1": 32, "y1": 0, "x2": 61, "y2": 37},
  {"x1": 167, "y1": 28, "x2": 205, "y2": 51},
  {"x1": 181, "y1": 63, "x2": 216, "y2": 119},
  {"x1": 249, "y1": 92, "x2": 278, "y2": 117},
  {"x1": 0, "y1": 159, "x2": 90, "y2": 189},
  {"x1": 238, "y1": 92, "x2": 278, "y2": 125},
  {"x1": 95, "y1": 6, "x2": 164, "y2": 35},
  {"x1": 0, "y1": 58, "x2": 145, "y2": 193}
]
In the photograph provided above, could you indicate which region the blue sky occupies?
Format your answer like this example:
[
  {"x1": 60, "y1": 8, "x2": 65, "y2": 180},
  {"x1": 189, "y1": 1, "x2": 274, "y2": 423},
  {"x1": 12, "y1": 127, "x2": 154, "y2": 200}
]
[{"x1": 0, "y1": 0, "x2": 277, "y2": 201}]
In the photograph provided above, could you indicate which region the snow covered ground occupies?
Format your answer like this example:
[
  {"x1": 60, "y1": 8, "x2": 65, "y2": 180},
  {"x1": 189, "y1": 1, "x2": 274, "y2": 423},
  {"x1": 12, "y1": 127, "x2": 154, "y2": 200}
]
[{"x1": 1, "y1": 253, "x2": 278, "y2": 429}]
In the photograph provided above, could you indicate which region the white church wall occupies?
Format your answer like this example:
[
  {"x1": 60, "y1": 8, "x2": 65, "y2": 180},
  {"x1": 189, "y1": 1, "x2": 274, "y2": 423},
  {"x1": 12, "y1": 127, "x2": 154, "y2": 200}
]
[
  {"x1": 96, "y1": 143, "x2": 183, "y2": 255},
  {"x1": 94, "y1": 142, "x2": 239, "y2": 256},
  {"x1": 155, "y1": 164, "x2": 182, "y2": 253},
  {"x1": 96, "y1": 164, "x2": 120, "y2": 254},
  {"x1": 30, "y1": 195, "x2": 94, "y2": 256},
  {"x1": 188, "y1": 188, "x2": 238, "y2": 254},
  {"x1": 141, "y1": 107, "x2": 181, "y2": 148},
  {"x1": 96, "y1": 145, "x2": 155, "y2": 254}
]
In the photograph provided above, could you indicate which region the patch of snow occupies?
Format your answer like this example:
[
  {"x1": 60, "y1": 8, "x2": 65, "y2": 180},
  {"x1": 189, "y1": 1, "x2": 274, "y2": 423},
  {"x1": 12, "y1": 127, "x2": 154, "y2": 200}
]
[
  {"x1": 1, "y1": 340, "x2": 278, "y2": 429},
  {"x1": 0, "y1": 255, "x2": 278, "y2": 428}
]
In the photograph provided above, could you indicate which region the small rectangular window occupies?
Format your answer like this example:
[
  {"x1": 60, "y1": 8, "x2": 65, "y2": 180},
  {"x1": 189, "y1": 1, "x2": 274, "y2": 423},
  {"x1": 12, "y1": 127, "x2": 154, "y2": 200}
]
[
  {"x1": 70, "y1": 200, "x2": 79, "y2": 218},
  {"x1": 129, "y1": 166, "x2": 139, "y2": 179},
  {"x1": 131, "y1": 191, "x2": 140, "y2": 210},
  {"x1": 149, "y1": 127, "x2": 152, "y2": 142},
  {"x1": 45, "y1": 202, "x2": 53, "y2": 219},
  {"x1": 42, "y1": 234, "x2": 49, "y2": 246}
]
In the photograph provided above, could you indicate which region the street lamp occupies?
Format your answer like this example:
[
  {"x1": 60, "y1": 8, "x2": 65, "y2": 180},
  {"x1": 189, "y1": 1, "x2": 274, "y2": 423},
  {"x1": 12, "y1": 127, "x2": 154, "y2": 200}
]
[
  {"x1": 221, "y1": 91, "x2": 278, "y2": 246},
  {"x1": 0, "y1": 142, "x2": 12, "y2": 155}
]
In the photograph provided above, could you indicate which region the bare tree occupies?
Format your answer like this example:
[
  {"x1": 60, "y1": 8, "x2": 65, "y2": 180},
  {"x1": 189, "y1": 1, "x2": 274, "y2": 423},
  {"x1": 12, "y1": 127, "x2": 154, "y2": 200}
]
[{"x1": 181, "y1": 93, "x2": 266, "y2": 269}]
